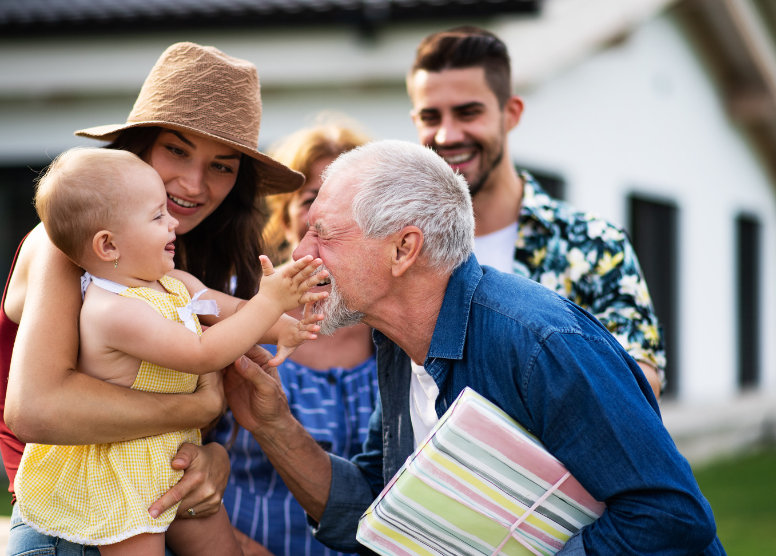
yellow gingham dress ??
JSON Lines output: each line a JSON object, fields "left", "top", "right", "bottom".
{"left": 15, "top": 276, "right": 202, "bottom": 545}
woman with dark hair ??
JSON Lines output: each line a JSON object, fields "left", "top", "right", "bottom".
{"left": 0, "top": 42, "right": 302, "bottom": 555}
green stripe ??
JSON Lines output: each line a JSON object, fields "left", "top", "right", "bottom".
{"left": 431, "top": 430, "right": 592, "bottom": 530}
{"left": 396, "top": 472, "right": 546, "bottom": 554}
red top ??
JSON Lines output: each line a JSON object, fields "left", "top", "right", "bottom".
{"left": 1, "top": 235, "right": 29, "bottom": 494}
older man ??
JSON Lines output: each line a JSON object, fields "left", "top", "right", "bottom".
{"left": 225, "top": 141, "right": 724, "bottom": 555}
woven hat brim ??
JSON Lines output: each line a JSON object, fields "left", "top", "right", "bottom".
{"left": 75, "top": 122, "right": 304, "bottom": 195}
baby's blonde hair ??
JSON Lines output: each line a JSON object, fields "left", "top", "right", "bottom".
{"left": 35, "top": 148, "right": 147, "bottom": 263}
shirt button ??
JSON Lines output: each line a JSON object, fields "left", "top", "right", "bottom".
{"left": 327, "top": 374, "right": 336, "bottom": 385}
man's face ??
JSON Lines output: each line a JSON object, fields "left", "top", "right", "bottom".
{"left": 409, "top": 67, "right": 507, "bottom": 196}
{"left": 292, "top": 176, "right": 389, "bottom": 334}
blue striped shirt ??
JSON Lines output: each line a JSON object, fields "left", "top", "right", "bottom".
{"left": 211, "top": 350, "right": 378, "bottom": 556}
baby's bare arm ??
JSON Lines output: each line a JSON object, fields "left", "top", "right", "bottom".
{"left": 103, "top": 257, "right": 327, "bottom": 375}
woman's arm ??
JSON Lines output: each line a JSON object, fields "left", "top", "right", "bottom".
{"left": 5, "top": 225, "right": 223, "bottom": 445}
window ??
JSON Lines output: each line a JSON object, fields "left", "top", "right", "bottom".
{"left": 518, "top": 164, "right": 566, "bottom": 200}
{"left": 0, "top": 165, "right": 42, "bottom": 286}
{"left": 628, "top": 195, "right": 680, "bottom": 397}
{"left": 736, "top": 214, "right": 761, "bottom": 390}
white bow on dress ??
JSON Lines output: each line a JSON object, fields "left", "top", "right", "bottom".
{"left": 177, "top": 289, "right": 220, "bottom": 333}
{"left": 81, "top": 272, "right": 220, "bottom": 333}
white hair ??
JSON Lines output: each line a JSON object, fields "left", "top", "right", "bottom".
{"left": 322, "top": 140, "right": 475, "bottom": 273}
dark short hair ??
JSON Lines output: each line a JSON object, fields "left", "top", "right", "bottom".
{"left": 411, "top": 26, "right": 512, "bottom": 107}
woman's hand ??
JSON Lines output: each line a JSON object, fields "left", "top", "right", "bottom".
{"left": 232, "top": 527, "right": 276, "bottom": 556}
{"left": 195, "top": 369, "right": 228, "bottom": 424}
{"left": 148, "top": 442, "right": 230, "bottom": 519}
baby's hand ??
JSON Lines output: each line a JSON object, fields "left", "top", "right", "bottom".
{"left": 269, "top": 304, "right": 325, "bottom": 367}
{"left": 258, "top": 255, "right": 328, "bottom": 313}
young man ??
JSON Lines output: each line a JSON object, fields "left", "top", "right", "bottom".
{"left": 406, "top": 27, "right": 665, "bottom": 398}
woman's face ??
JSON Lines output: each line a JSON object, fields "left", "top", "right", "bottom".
{"left": 286, "top": 156, "right": 336, "bottom": 246}
{"left": 148, "top": 129, "right": 242, "bottom": 234}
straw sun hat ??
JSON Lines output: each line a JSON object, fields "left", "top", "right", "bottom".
{"left": 76, "top": 42, "right": 303, "bottom": 194}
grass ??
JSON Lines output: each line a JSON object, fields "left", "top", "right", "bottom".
{"left": 0, "top": 478, "right": 11, "bottom": 517}
{"left": 693, "top": 447, "right": 776, "bottom": 554}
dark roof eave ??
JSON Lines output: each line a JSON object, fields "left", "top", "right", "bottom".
{"left": 0, "top": 1, "right": 542, "bottom": 38}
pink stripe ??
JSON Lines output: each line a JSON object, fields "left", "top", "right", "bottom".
{"left": 407, "top": 466, "right": 554, "bottom": 556}
{"left": 415, "top": 451, "right": 518, "bottom": 525}
{"left": 416, "top": 450, "right": 576, "bottom": 550}
{"left": 451, "top": 405, "right": 605, "bottom": 516}
{"left": 362, "top": 525, "right": 418, "bottom": 556}
{"left": 491, "top": 472, "right": 572, "bottom": 556}
{"left": 515, "top": 521, "right": 565, "bottom": 551}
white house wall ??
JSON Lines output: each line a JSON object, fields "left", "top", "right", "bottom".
{"left": 511, "top": 13, "right": 776, "bottom": 402}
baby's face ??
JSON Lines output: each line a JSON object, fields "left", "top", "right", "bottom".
{"left": 112, "top": 165, "right": 179, "bottom": 281}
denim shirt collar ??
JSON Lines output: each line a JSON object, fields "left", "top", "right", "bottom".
{"left": 426, "top": 254, "right": 482, "bottom": 362}
{"left": 372, "top": 254, "right": 482, "bottom": 368}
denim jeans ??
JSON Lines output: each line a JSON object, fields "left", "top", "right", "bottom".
{"left": 6, "top": 505, "right": 177, "bottom": 556}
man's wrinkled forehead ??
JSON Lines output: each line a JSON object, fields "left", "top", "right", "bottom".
{"left": 307, "top": 175, "right": 358, "bottom": 229}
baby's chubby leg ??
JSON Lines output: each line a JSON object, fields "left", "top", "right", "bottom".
{"left": 166, "top": 505, "right": 243, "bottom": 556}
{"left": 98, "top": 532, "right": 166, "bottom": 556}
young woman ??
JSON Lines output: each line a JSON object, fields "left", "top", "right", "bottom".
{"left": 211, "top": 121, "right": 380, "bottom": 556}
{"left": 1, "top": 42, "right": 303, "bottom": 555}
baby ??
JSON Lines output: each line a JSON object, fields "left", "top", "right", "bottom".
{"left": 14, "top": 148, "right": 328, "bottom": 555}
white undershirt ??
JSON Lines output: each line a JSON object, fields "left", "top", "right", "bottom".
{"left": 473, "top": 222, "right": 519, "bottom": 274}
{"left": 409, "top": 360, "right": 440, "bottom": 448}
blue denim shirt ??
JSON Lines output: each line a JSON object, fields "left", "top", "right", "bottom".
{"left": 312, "top": 255, "right": 725, "bottom": 556}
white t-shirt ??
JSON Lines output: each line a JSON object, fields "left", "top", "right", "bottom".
{"left": 409, "top": 360, "right": 440, "bottom": 448}
{"left": 473, "top": 222, "right": 519, "bottom": 274}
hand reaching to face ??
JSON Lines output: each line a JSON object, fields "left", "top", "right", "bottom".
{"left": 257, "top": 255, "right": 328, "bottom": 314}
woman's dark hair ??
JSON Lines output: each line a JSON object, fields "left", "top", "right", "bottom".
{"left": 105, "top": 126, "right": 268, "bottom": 298}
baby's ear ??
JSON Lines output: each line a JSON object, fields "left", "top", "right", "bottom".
{"left": 92, "top": 230, "right": 118, "bottom": 263}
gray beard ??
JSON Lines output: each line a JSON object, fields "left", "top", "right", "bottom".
{"left": 312, "top": 268, "right": 364, "bottom": 336}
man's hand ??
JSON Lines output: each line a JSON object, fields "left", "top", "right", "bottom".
{"left": 232, "top": 527, "right": 276, "bottom": 556}
{"left": 223, "top": 353, "right": 332, "bottom": 521}
{"left": 224, "top": 354, "right": 292, "bottom": 436}
{"left": 148, "top": 442, "right": 230, "bottom": 519}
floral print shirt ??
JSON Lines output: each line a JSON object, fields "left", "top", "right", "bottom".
{"left": 513, "top": 172, "right": 666, "bottom": 385}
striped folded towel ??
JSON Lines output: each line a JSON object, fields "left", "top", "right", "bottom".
{"left": 357, "top": 387, "right": 605, "bottom": 556}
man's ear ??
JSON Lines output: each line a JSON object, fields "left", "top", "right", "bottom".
{"left": 92, "top": 230, "right": 119, "bottom": 263}
{"left": 504, "top": 95, "right": 524, "bottom": 132}
{"left": 391, "top": 226, "right": 424, "bottom": 277}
